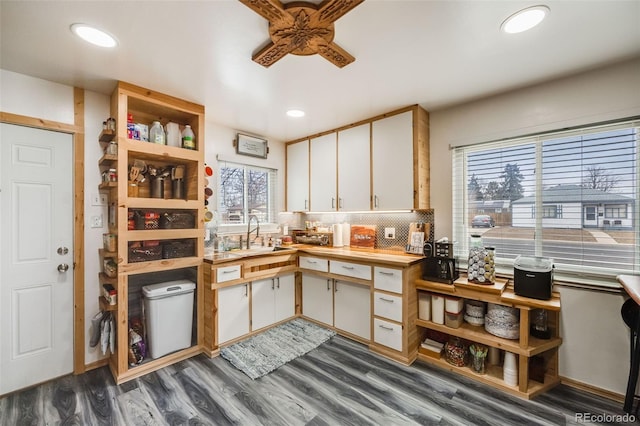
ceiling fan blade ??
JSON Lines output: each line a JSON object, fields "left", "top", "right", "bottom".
{"left": 252, "top": 40, "right": 295, "bottom": 67}
{"left": 317, "top": 41, "right": 355, "bottom": 68}
{"left": 238, "top": 0, "right": 290, "bottom": 23}
{"left": 316, "top": 0, "right": 364, "bottom": 23}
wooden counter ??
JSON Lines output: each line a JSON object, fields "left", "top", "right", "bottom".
{"left": 618, "top": 274, "right": 640, "bottom": 304}
{"left": 204, "top": 245, "right": 424, "bottom": 267}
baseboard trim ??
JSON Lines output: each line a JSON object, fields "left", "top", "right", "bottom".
{"left": 560, "top": 376, "right": 624, "bottom": 403}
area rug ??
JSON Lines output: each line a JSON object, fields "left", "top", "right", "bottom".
{"left": 220, "top": 318, "right": 336, "bottom": 380}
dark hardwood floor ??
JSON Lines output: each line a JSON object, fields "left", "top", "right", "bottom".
{"left": 0, "top": 336, "right": 633, "bottom": 425}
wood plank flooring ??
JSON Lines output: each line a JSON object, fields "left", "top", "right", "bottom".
{"left": 0, "top": 336, "right": 632, "bottom": 425}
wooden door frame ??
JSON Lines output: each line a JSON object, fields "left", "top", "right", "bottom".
{"left": 0, "top": 87, "right": 86, "bottom": 374}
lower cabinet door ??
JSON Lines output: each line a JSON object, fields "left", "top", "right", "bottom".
{"left": 218, "top": 284, "right": 250, "bottom": 344}
{"left": 302, "top": 274, "right": 333, "bottom": 326}
{"left": 373, "top": 318, "right": 402, "bottom": 351}
{"left": 251, "top": 278, "right": 275, "bottom": 331}
{"left": 334, "top": 280, "right": 371, "bottom": 341}
{"left": 274, "top": 273, "right": 295, "bottom": 323}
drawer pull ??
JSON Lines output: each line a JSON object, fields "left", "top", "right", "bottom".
{"left": 222, "top": 270, "right": 236, "bottom": 274}
{"left": 378, "top": 271, "right": 394, "bottom": 276}
{"left": 305, "top": 260, "right": 318, "bottom": 264}
{"left": 378, "top": 324, "right": 394, "bottom": 331}
{"left": 341, "top": 265, "right": 355, "bottom": 270}
{"left": 379, "top": 297, "right": 394, "bottom": 303}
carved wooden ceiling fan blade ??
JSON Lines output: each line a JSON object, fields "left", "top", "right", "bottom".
{"left": 317, "top": 41, "right": 355, "bottom": 68}
{"left": 317, "top": 0, "right": 365, "bottom": 23}
{"left": 240, "top": 0, "right": 363, "bottom": 68}
{"left": 252, "top": 40, "right": 296, "bottom": 68}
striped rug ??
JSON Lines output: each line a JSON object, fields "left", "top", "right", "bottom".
{"left": 220, "top": 318, "right": 336, "bottom": 379}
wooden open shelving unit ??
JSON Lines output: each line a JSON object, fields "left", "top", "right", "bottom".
{"left": 414, "top": 277, "right": 562, "bottom": 399}
{"left": 97, "top": 81, "right": 205, "bottom": 384}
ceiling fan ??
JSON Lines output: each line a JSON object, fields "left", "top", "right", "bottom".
{"left": 240, "top": 0, "right": 364, "bottom": 68}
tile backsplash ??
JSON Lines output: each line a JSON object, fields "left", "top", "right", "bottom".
{"left": 278, "top": 210, "right": 434, "bottom": 251}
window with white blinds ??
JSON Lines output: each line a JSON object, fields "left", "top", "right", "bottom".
{"left": 452, "top": 119, "right": 639, "bottom": 287}
{"left": 218, "top": 162, "right": 277, "bottom": 225}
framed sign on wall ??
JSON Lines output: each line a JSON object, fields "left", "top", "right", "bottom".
{"left": 236, "top": 133, "right": 268, "bottom": 159}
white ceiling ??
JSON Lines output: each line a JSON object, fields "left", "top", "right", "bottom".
{"left": 1, "top": 1, "right": 639, "bottom": 142}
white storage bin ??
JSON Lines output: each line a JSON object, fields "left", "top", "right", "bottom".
{"left": 418, "top": 292, "right": 431, "bottom": 321}
{"left": 445, "top": 296, "right": 463, "bottom": 314}
{"left": 143, "top": 280, "right": 195, "bottom": 359}
{"left": 432, "top": 294, "right": 445, "bottom": 324}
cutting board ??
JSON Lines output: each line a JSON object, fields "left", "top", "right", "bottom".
{"left": 350, "top": 225, "right": 377, "bottom": 248}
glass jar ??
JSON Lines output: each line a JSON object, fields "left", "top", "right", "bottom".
{"left": 444, "top": 337, "right": 467, "bottom": 367}
{"left": 107, "top": 141, "right": 118, "bottom": 156}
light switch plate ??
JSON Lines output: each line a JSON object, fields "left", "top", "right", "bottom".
{"left": 91, "top": 192, "right": 108, "bottom": 206}
{"left": 384, "top": 227, "right": 396, "bottom": 239}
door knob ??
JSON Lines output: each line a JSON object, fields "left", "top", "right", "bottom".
{"left": 57, "top": 247, "right": 69, "bottom": 255}
{"left": 58, "top": 263, "right": 69, "bottom": 272}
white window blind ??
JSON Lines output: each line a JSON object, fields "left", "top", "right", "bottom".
{"left": 452, "top": 119, "right": 639, "bottom": 287}
{"left": 218, "top": 162, "right": 277, "bottom": 225}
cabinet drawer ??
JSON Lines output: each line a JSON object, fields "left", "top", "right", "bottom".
{"left": 373, "top": 266, "right": 403, "bottom": 293}
{"left": 373, "top": 318, "right": 403, "bottom": 352}
{"left": 299, "top": 256, "right": 328, "bottom": 273}
{"left": 216, "top": 264, "right": 241, "bottom": 283}
{"left": 330, "top": 260, "right": 371, "bottom": 280}
{"left": 374, "top": 291, "right": 402, "bottom": 322}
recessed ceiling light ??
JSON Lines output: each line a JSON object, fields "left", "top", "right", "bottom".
{"left": 286, "top": 109, "right": 305, "bottom": 118}
{"left": 501, "top": 5, "right": 549, "bottom": 34}
{"left": 70, "top": 23, "right": 118, "bottom": 48}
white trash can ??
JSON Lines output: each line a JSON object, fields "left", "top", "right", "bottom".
{"left": 143, "top": 279, "right": 195, "bottom": 359}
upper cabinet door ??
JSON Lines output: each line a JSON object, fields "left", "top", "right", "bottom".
{"left": 310, "top": 133, "right": 337, "bottom": 211}
{"left": 338, "top": 124, "right": 371, "bottom": 211}
{"left": 286, "top": 140, "right": 309, "bottom": 211}
{"left": 371, "top": 111, "right": 414, "bottom": 210}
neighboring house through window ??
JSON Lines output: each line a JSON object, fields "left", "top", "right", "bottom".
{"left": 452, "top": 119, "right": 639, "bottom": 285}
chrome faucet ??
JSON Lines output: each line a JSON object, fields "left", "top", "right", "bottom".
{"left": 246, "top": 214, "right": 260, "bottom": 249}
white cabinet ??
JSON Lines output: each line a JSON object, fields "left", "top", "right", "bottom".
{"left": 218, "top": 284, "right": 250, "bottom": 344}
{"left": 334, "top": 280, "right": 371, "bottom": 340}
{"left": 299, "top": 256, "right": 329, "bottom": 273}
{"left": 275, "top": 274, "right": 295, "bottom": 323}
{"left": 310, "top": 133, "right": 337, "bottom": 211}
{"left": 286, "top": 140, "right": 309, "bottom": 211}
{"left": 251, "top": 278, "right": 275, "bottom": 331}
{"left": 329, "top": 260, "right": 372, "bottom": 280}
{"left": 337, "top": 124, "right": 370, "bottom": 211}
{"left": 374, "top": 266, "right": 403, "bottom": 293}
{"left": 302, "top": 273, "right": 333, "bottom": 326}
{"left": 373, "top": 318, "right": 403, "bottom": 352}
{"left": 373, "top": 291, "right": 402, "bottom": 323}
{"left": 371, "top": 111, "right": 414, "bottom": 210}
{"left": 251, "top": 274, "right": 295, "bottom": 331}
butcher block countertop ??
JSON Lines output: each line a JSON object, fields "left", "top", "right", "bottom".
{"left": 618, "top": 274, "right": 640, "bottom": 305}
{"left": 204, "top": 244, "right": 425, "bottom": 267}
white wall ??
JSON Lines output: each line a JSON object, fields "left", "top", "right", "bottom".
{"left": 204, "top": 120, "right": 285, "bottom": 234}
{"left": 429, "top": 57, "right": 640, "bottom": 394}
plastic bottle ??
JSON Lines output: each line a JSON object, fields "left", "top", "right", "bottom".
{"left": 182, "top": 125, "right": 195, "bottom": 150}
{"left": 149, "top": 121, "right": 165, "bottom": 144}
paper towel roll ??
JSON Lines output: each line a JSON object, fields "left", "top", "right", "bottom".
{"left": 342, "top": 223, "right": 350, "bottom": 246}
{"left": 333, "top": 223, "right": 343, "bottom": 247}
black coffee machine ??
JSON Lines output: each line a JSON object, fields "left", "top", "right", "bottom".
{"left": 422, "top": 240, "right": 459, "bottom": 284}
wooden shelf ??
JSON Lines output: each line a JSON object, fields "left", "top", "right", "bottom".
{"left": 99, "top": 181, "right": 118, "bottom": 189}
{"left": 415, "top": 274, "right": 562, "bottom": 398}
{"left": 99, "top": 129, "right": 116, "bottom": 143}
{"left": 415, "top": 318, "right": 562, "bottom": 356}
{"left": 98, "top": 153, "right": 118, "bottom": 166}
{"left": 99, "top": 81, "right": 205, "bottom": 384}
{"left": 415, "top": 351, "right": 560, "bottom": 399}
{"left": 99, "top": 296, "right": 117, "bottom": 312}
{"left": 98, "top": 272, "right": 117, "bottom": 285}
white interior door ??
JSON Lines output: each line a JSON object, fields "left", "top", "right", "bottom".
{"left": 0, "top": 123, "right": 74, "bottom": 395}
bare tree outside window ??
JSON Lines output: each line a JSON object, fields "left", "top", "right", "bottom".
{"left": 582, "top": 166, "right": 620, "bottom": 192}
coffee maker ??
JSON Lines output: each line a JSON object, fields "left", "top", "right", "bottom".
{"left": 422, "top": 240, "right": 459, "bottom": 284}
